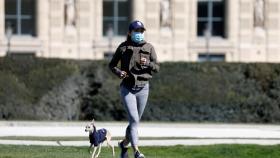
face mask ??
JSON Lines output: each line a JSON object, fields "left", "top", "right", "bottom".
{"left": 131, "top": 32, "right": 144, "bottom": 43}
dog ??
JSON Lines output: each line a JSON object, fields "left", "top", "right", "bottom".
{"left": 85, "top": 119, "right": 115, "bottom": 158}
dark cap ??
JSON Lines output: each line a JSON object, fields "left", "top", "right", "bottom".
{"left": 129, "top": 20, "right": 146, "bottom": 31}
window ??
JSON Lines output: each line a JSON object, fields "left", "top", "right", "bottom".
{"left": 5, "top": 0, "right": 36, "bottom": 36}
{"left": 103, "top": 0, "right": 131, "bottom": 36}
{"left": 197, "top": 0, "right": 225, "bottom": 37}
{"left": 198, "top": 54, "right": 225, "bottom": 62}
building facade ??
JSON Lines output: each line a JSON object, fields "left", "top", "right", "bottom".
{"left": 0, "top": 0, "right": 280, "bottom": 62}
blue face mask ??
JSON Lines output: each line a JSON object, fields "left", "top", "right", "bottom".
{"left": 131, "top": 32, "right": 144, "bottom": 43}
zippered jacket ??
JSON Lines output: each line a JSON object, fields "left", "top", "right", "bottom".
{"left": 109, "top": 40, "right": 159, "bottom": 87}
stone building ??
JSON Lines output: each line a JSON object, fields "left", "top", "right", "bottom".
{"left": 0, "top": 0, "right": 279, "bottom": 62}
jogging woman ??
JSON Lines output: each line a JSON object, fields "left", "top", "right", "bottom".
{"left": 109, "top": 20, "right": 159, "bottom": 158}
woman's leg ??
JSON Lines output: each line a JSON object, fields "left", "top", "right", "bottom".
{"left": 120, "top": 85, "right": 140, "bottom": 147}
{"left": 120, "top": 125, "right": 130, "bottom": 146}
{"left": 133, "top": 84, "right": 149, "bottom": 153}
{"left": 136, "top": 84, "right": 149, "bottom": 119}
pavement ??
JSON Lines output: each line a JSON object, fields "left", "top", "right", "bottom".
{"left": 1, "top": 121, "right": 280, "bottom": 146}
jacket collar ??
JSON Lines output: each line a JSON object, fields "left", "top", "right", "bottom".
{"left": 127, "top": 39, "right": 146, "bottom": 47}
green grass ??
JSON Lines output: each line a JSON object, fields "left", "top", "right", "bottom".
{"left": 1, "top": 144, "right": 280, "bottom": 158}
{"left": 0, "top": 136, "right": 207, "bottom": 141}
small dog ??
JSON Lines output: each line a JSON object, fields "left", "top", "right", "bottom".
{"left": 85, "top": 119, "right": 115, "bottom": 158}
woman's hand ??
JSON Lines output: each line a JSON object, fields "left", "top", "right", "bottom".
{"left": 140, "top": 57, "right": 147, "bottom": 65}
{"left": 120, "top": 71, "right": 128, "bottom": 79}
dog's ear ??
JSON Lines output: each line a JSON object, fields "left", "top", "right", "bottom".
{"left": 91, "top": 118, "right": 95, "bottom": 124}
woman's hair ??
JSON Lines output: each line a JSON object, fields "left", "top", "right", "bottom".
{"left": 126, "top": 31, "right": 132, "bottom": 42}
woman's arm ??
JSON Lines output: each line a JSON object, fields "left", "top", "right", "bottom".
{"left": 148, "top": 46, "right": 160, "bottom": 73}
{"left": 109, "top": 47, "right": 122, "bottom": 77}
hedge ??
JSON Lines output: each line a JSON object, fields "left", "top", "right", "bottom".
{"left": 1, "top": 57, "right": 280, "bottom": 123}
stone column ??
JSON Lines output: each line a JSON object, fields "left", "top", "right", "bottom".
{"left": 227, "top": 0, "right": 238, "bottom": 42}
{"left": 226, "top": 0, "right": 239, "bottom": 62}
{"left": 266, "top": 0, "right": 280, "bottom": 62}
{"left": 172, "top": 0, "right": 188, "bottom": 61}
{"left": 188, "top": 0, "right": 198, "bottom": 62}
{"left": 238, "top": 0, "right": 255, "bottom": 62}
{"left": 37, "top": 0, "right": 49, "bottom": 39}
{"left": 0, "top": 0, "right": 4, "bottom": 39}
{"left": 144, "top": 0, "right": 160, "bottom": 59}
{"left": 93, "top": 0, "right": 103, "bottom": 59}
{"left": 37, "top": 0, "right": 49, "bottom": 57}
{"left": 0, "top": 0, "right": 5, "bottom": 56}
{"left": 132, "top": 0, "right": 145, "bottom": 22}
{"left": 76, "top": 0, "right": 94, "bottom": 59}
{"left": 189, "top": 0, "right": 197, "bottom": 42}
{"left": 95, "top": 0, "right": 102, "bottom": 40}
{"left": 49, "top": 0, "right": 64, "bottom": 58}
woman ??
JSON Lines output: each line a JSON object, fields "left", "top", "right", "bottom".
{"left": 109, "top": 20, "right": 159, "bottom": 158}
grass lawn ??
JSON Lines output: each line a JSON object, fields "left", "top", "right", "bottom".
{"left": 0, "top": 144, "right": 280, "bottom": 158}
{"left": 0, "top": 136, "right": 194, "bottom": 141}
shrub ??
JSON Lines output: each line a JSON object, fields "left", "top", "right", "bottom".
{"left": 2, "top": 57, "right": 280, "bottom": 123}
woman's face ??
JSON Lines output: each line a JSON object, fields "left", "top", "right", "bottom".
{"left": 128, "top": 28, "right": 145, "bottom": 35}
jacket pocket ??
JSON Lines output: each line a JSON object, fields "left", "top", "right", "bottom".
{"left": 139, "top": 48, "right": 150, "bottom": 64}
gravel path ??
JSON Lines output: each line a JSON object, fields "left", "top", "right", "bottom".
{"left": 1, "top": 121, "right": 280, "bottom": 146}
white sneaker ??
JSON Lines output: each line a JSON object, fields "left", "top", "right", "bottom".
{"left": 134, "top": 151, "right": 145, "bottom": 158}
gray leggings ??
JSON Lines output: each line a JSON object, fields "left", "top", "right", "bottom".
{"left": 120, "top": 83, "right": 149, "bottom": 147}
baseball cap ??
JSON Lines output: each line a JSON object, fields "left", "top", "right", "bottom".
{"left": 128, "top": 20, "right": 146, "bottom": 31}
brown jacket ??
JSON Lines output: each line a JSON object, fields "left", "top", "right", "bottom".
{"left": 109, "top": 40, "right": 159, "bottom": 87}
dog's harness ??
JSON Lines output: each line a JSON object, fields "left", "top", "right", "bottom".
{"left": 89, "top": 128, "right": 107, "bottom": 146}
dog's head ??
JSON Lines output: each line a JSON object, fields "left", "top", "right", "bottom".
{"left": 85, "top": 119, "right": 96, "bottom": 133}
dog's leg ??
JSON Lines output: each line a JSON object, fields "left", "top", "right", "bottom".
{"left": 89, "top": 144, "right": 93, "bottom": 154}
{"left": 106, "top": 131, "right": 115, "bottom": 157}
{"left": 108, "top": 141, "right": 115, "bottom": 157}
{"left": 91, "top": 146, "right": 97, "bottom": 158}
{"left": 95, "top": 144, "right": 102, "bottom": 158}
